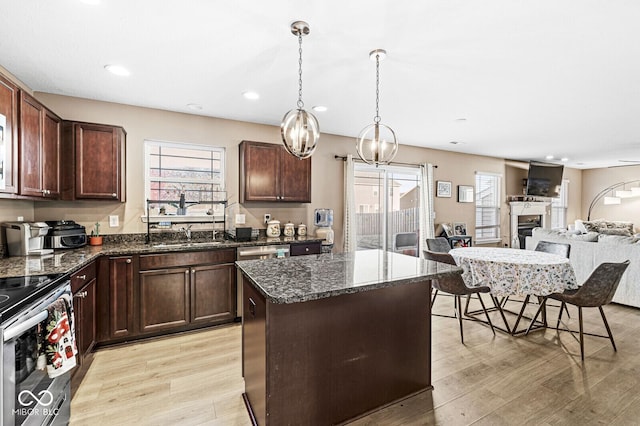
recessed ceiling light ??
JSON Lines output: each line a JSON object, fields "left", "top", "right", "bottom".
{"left": 187, "top": 103, "right": 203, "bottom": 111}
{"left": 454, "top": 118, "right": 467, "bottom": 122}
{"left": 312, "top": 106, "right": 327, "bottom": 112}
{"left": 449, "top": 141, "right": 464, "bottom": 145}
{"left": 80, "top": 0, "right": 100, "bottom": 4}
{"left": 104, "top": 64, "right": 130, "bottom": 76}
{"left": 545, "top": 155, "right": 554, "bottom": 160}
{"left": 242, "top": 91, "right": 259, "bottom": 100}
{"left": 560, "top": 157, "right": 568, "bottom": 162}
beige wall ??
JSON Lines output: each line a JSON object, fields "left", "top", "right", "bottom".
{"left": 2, "top": 90, "right": 592, "bottom": 251}
{"left": 582, "top": 165, "right": 640, "bottom": 229}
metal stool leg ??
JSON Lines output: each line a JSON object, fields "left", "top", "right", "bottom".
{"left": 455, "top": 296, "right": 464, "bottom": 344}
{"left": 578, "top": 307, "right": 585, "bottom": 361}
{"left": 598, "top": 306, "right": 617, "bottom": 352}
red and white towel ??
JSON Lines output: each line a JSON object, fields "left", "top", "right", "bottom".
{"left": 42, "top": 295, "right": 77, "bottom": 378}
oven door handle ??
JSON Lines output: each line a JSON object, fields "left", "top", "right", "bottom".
{"left": 3, "top": 282, "right": 71, "bottom": 342}
{"left": 4, "top": 310, "right": 49, "bottom": 342}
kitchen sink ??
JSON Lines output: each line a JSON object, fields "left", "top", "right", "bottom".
{"left": 152, "top": 241, "right": 223, "bottom": 248}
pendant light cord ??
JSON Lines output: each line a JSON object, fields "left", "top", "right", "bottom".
{"left": 374, "top": 52, "right": 381, "bottom": 123}
{"left": 297, "top": 33, "right": 304, "bottom": 109}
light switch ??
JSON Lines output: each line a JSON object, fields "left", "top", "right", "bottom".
{"left": 235, "top": 214, "right": 246, "bottom": 225}
{"left": 109, "top": 215, "right": 119, "bottom": 227}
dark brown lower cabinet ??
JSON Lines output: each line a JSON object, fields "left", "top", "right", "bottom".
{"left": 96, "top": 249, "right": 237, "bottom": 345}
{"left": 190, "top": 263, "right": 235, "bottom": 324}
{"left": 108, "top": 255, "right": 135, "bottom": 339}
{"left": 241, "top": 275, "right": 432, "bottom": 425}
{"left": 139, "top": 267, "right": 190, "bottom": 333}
{"left": 70, "top": 261, "right": 97, "bottom": 396}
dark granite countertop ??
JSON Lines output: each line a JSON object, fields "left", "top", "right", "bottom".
{"left": 0, "top": 236, "right": 324, "bottom": 278}
{"left": 236, "top": 249, "right": 462, "bottom": 304}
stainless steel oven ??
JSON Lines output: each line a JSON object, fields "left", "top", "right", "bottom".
{"left": 1, "top": 281, "right": 73, "bottom": 426}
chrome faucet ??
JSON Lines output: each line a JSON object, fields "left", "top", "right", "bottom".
{"left": 181, "top": 225, "right": 193, "bottom": 241}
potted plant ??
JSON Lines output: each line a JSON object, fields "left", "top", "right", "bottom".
{"left": 88, "top": 222, "right": 103, "bottom": 246}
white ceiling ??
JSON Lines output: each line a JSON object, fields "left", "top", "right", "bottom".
{"left": 2, "top": 0, "right": 640, "bottom": 169}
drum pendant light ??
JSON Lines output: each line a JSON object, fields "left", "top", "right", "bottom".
{"left": 281, "top": 21, "right": 319, "bottom": 159}
{"left": 356, "top": 49, "right": 398, "bottom": 166}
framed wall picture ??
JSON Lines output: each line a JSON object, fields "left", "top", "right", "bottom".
{"left": 436, "top": 181, "right": 452, "bottom": 198}
{"left": 457, "top": 185, "right": 474, "bottom": 203}
{"left": 438, "top": 223, "right": 453, "bottom": 237}
{"left": 453, "top": 222, "right": 468, "bottom": 236}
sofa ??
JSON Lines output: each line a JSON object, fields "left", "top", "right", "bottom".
{"left": 526, "top": 220, "right": 640, "bottom": 308}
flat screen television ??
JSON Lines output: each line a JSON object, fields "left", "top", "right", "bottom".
{"left": 525, "top": 161, "right": 564, "bottom": 198}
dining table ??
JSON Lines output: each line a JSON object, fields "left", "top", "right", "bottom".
{"left": 449, "top": 246, "right": 578, "bottom": 334}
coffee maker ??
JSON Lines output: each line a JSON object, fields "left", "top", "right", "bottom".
{"left": 2, "top": 222, "right": 54, "bottom": 256}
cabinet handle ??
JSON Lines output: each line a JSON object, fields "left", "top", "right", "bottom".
{"left": 305, "top": 247, "right": 309, "bottom": 252}
{"left": 75, "top": 274, "right": 87, "bottom": 280}
{"left": 126, "top": 258, "right": 132, "bottom": 264}
{"left": 248, "top": 297, "right": 256, "bottom": 317}
{"left": 112, "top": 193, "right": 117, "bottom": 198}
{"left": 185, "top": 270, "right": 189, "bottom": 275}
{"left": 75, "top": 291, "right": 88, "bottom": 299}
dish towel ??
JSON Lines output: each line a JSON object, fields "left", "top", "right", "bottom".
{"left": 43, "top": 295, "right": 77, "bottom": 378}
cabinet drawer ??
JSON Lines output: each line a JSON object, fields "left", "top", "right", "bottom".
{"left": 290, "top": 242, "right": 322, "bottom": 256}
{"left": 71, "top": 261, "right": 97, "bottom": 293}
{"left": 140, "top": 249, "right": 235, "bottom": 270}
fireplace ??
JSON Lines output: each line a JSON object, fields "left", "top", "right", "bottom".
{"left": 509, "top": 202, "right": 550, "bottom": 249}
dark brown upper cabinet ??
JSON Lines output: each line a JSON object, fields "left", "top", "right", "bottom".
{"left": 18, "top": 92, "right": 61, "bottom": 198}
{"left": 0, "top": 72, "right": 19, "bottom": 194}
{"left": 61, "top": 121, "right": 126, "bottom": 201}
{"left": 239, "top": 140, "right": 311, "bottom": 203}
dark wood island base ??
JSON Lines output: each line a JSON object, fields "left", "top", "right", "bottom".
{"left": 241, "top": 276, "right": 433, "bottom": 425}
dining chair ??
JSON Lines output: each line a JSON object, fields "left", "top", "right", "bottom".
{"left": 506, "top": 240, "right": 571, "bottom": 330}
{"left": 535, "top": 240, "right": 571, "bottom": 258}
{"left": 393, "top": 232, "right": 419, "bottom": 256}
{"left": 525, "top": 260, "right": 630, "bottom": 360}
{"left": 426, "top": 237, "right": 451, "bottom": 253}
{"left": 424, "top": 249, "right": 495, "bottom": 343}
{"left": 425, "top": 237, "right": 452, "bottom": 305}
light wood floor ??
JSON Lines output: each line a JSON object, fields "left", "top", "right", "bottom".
{"left": 70, "top": 296, "right": 640, "bottom": 425}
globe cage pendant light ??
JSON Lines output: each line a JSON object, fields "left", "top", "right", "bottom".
{"left": 280, "top": 21, "right": 319, "bottom": 159}
{"left": 356, "top": 49, "right": 398, "bottom": 166}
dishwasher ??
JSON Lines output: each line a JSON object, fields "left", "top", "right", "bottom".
{"left": 236, "top": 244, "right": 290, "bottom": 318}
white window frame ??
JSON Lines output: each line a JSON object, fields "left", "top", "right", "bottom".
{"left": 551, "top": 179, "right": 569, "bottom": 230}
{"left": 475, "top": 171, "right": 502, "bottom": 244}
{"left": 143, "top": 140, "right": 225, "bottom": 219}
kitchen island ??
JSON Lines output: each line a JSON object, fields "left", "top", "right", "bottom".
{"left": 236, "top": 249, "right": 461, "bottom": 425}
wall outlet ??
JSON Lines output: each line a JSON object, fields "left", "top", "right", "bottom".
{"left": 264, "top": 213, "right": 271, "bottom": 224}
{"left": 109, "top": 215, "right": 119, "bottom": 227}
{"left": 17, "top": 216, "right": 24, "bottom": 222}
{"left": 235, "top": 214, "right": 246, "bottom": 225}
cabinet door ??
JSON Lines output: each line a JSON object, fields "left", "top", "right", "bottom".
{"left": 18, "top": 92, "right": 44, "bottom": 196}
{"left": 139, "top": 267, "right": 190, "bottom": 333}
{"left": 109, "top": 256, "right": 135, "bottom": 338}
{"left": 0, "top": 73, "right": 18, "bottom": 194}
{"left": 240, "top": 141, "right": 280, "bottom": 202}
{"left": 75, "top": 278, "right": 97, "bottom": 357}
{"left": 42, "top": 108, "right": 61, "bottom": 198}
{"left": 280, "top": 151, "right": 311, "bottom": 202}
{"left": 190, "top": 263, "right": 235, "bottom": 325}
{"left": 74, "top": 123, "right": 125, "bottom": 200}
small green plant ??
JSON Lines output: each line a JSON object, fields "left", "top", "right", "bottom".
{"left": 91, "top": 222, "right": 100, "bottom": 237}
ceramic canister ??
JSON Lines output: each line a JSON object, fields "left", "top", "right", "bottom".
{"left": 283, "top": 221, "right": 295, "bottom": 237}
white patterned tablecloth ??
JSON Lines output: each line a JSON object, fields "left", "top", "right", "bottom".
{"left": 449, "top": 247, "right": 578, "bottom": 297}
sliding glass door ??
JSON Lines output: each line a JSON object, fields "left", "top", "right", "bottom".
{"left": 353, "top": 164, "right": 421, "bottom": 256}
